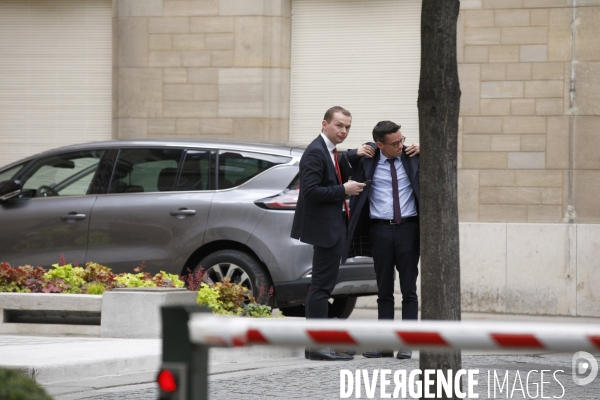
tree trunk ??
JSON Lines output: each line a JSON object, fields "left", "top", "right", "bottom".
{"left": 417, "top": 0, "right": 462, "bottom": 399}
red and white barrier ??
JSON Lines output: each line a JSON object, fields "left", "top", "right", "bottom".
{"left": 188, "top": 314, "right": 600, "bottom": 352}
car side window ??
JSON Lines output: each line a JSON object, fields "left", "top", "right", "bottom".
{"left": 109, "top": 148, "right": 184, "bottom": 193}
{"left": 19, "top": 150, "right": 106, "bottom": 197}
{"left": 217, "top": 150, "right": 292, "bottom": 189}
{"left": 0, "top": 163, "right": 25, "bottom": 182}
{"left": 177, "top": 150, "right": 214, "bottom": 191}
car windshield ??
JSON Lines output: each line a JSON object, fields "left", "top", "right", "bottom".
{"left": 0, "top": 163, "right": 25, "bottom": 181}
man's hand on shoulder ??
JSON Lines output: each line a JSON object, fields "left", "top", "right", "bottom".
{"left": 405, "top": 143, "right": 420, "bottom": 157}
{"left": 344, "top": 180, "right": 366, "bottom": 196}
{"left": 357, "top": 144, "right": 375, "bottom": 158}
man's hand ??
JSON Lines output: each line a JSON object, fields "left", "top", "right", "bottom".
{"left": 357, "top": 144, "right": 375, "bottom": 158}
{"left": 344, "top": 180, "right": 366, "bottom": 196}
{"left": 405, "top": 143, "right": 420, "bottom": 157}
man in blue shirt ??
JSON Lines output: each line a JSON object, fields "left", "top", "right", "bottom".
{"left": 342, "top": 120, "right": 420, "bottom": 359}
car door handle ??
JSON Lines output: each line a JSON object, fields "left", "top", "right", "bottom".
{"left": 60, "top": 213, "right": 87, "bottom": 220}
{"left": 170, "top": 208, "right": 196, "bottom": 216}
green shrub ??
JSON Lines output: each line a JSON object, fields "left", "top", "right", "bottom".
{"left": 243, "top": 302, "right": 275, "bottom": 318}
{"left": 0, "top": 281, "right": 26, "bottom": 293}
{"left": 43, "top": 264, "right": 86, "bottom": 294}
{"left": 86, "top": 282, "right": 105, "bottom": 295}
{"left": 0, "top": 368, "right": 53, "bottom": 400}
{"left": 114, "top": 273, "right": 158, "bottom": 288}
{"left": 196, "top": 283, "right": 234, "bottom": 315}
{"left": 153, "top": 271, "right": 185, "bottom": 288}
{"left": 195, "top": 278, "right": 275, "bottom": 318}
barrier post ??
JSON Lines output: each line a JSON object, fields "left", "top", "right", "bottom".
{"left": 161, "top": 305, "right": 210, "bottom": 400}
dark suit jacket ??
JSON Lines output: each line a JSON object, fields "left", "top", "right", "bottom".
{"left": 341, "top": 142, "right": 420, "bottom": 263}
{"left": 291, "top": 135, "right": 347, "bottom": 248}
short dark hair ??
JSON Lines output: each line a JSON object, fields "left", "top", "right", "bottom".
{"left": 372, "top": 120, "right": 401, "bottom": 143}
{"left": 323, "top": 106, "right": 352, "bottom": 123}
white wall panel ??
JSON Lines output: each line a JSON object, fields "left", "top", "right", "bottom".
{"left": 0, "top": 0, "right": 112, "bottom": 166}
{"left": 290, "top": 0, "right": 422, "bottom": 149}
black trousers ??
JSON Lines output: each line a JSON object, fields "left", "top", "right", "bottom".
{"left": 369, "top": 220, "right": 420, "bottom": 320}
{"left": 305, "top": 222, "right": 347, "bottom": 319}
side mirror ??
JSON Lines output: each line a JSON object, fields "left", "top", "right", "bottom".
{"left": 0, "top": 179, "right": 23, "bottom": 201}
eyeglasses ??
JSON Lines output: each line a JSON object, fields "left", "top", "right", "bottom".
{"left": 383, "top": 137, "right": 406, "bottom": 148}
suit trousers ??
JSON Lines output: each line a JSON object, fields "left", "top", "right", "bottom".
{"left": 369, "top": 220, "right": 420, "bottom": 320}
{"left": 305, "top": 220, "right": 347, "bottom": 319}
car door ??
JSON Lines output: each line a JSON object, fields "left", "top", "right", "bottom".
{"left": 0, "top": 149, "right": 107, "bottom": 267}
{"left": 85, "top": 148, "right": 215, "bottom": 275}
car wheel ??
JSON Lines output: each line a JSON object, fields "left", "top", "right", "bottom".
{"left": 279, "top": 297, "right": 357, "bottom": 319}
{"left": 196, "top": 250, "right": 274, "bottom": 305}
{"left": 328, "top": 296, "right": 357, "bottom": 319}
{"left": 278, "top": 304, "right": 306, "bottom": 317}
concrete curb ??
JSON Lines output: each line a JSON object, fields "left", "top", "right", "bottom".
{"left": 209, "top": 345, "right": 304, "bottom": 365}
{"left": 20, "top": 354, "right": 161, "bottom": 384}
{"left": 0, "top": 290, "right": 197, "bottom": 338}
{"left": 30, "top": 347, "right": 304, "bottom": 384}
{"left": 0, "top": 337, "right": 303, "bottom": 384}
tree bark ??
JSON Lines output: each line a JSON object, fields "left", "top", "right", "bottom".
{"left": 417, "top": 0, "right": 462, "bottom": 399}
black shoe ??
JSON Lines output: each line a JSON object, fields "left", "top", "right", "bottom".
{"left": 337, "top": 348, "right": 357, "bottom": 356}
{"left": 362, "top": 349, "right": 394, "bottom": 358}
{"left": 306, "top": 347, "right": 355, "bottom": 358}
{"left": 396, "top": 350, "right": 412, "bottom": 359}
{"left": 308, "top": 348, "right": 354, "bottom": 361}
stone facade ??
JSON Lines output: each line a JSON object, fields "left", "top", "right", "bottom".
{"left": 457, "top": 0, "right": 600, "bottom": 223}
{"left": 112, "top": 0, "right": 291, "bottom": 143}
{"left": 357, "top": 221, "right": 600, "bottom": 317}
{"left": 110, "top": 0, "right": 600, "bottom": 224}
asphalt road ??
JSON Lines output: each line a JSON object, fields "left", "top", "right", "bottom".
{"left": 83, "top": 352, "right": 600, "bottom": 400}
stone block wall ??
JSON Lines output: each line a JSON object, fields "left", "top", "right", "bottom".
{"left": 457, "top": 0, "right": 600, "bottom": 223}
{"left": 112, "top": 0, "right": 291, "bottom": 143}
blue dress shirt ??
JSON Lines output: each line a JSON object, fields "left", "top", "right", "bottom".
{"left": 369, "top": 152, "right": 417, "bottom": 219}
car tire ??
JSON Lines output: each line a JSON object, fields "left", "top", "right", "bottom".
{"left": 279, "top": 296, "right": 357, "bottom": 319}
{"left": 196, "top": 250, "right": 274, "bottom": 306}
{"left": 327, "top": 296, "right": 357, "bottom": 319}
{"left": 278, "top": 304, "right": 306, "bottom": 317}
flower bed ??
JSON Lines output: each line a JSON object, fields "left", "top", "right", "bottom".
{"left": 0, "top": 261, "right": 183, "bottom": 294}
{"left": 0, "top": 258, "right": 275, "bottom": 318}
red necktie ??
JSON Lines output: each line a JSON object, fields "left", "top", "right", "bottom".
{"left": 333, "top": 148, "right": 350, "bottom": 219}
{"left": 387, "top": 158, "right": 402, "bottom": 224}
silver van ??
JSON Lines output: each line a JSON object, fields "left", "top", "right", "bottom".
{"left": 0, "top": 140, "right": 377, "bottom": 317}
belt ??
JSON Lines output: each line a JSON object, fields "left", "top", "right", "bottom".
{"left": 370, "top": 216, "right": 419, "bottom": 225}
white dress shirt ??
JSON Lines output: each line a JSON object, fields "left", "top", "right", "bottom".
{"left": 320, "top": 132, "right": 337, "bottom": 167}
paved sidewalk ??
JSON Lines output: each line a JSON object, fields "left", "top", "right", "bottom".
{"left": 0, "top": 310, "right": 599, "bottom": 399}
{"left": 0, "top": 336, "right": 161, "bottom": 384}
{"left": 0, "top": 335, "right": 301, "bottom": 399}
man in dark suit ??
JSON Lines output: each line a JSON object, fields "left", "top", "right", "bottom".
{"left": 342, "top": 120, "right": 420, "bottom": 360}
{"left": 291, "top": 106, "right": 367, "bottom": 361}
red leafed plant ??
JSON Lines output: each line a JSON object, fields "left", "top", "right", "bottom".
{"left": 184, "top": 266, "right": 208, "bottom": 291}
{"left": 0, "top": 263, "right": 46, "bottom": 293}
{"left": 81, "top": 262, "right": 116, "bottom": 289}
{"left": 257, "top": 283, "right": 275, "bottom": 305}
{"left": 41, "top": 278, "right": 71, "bottom": 293}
